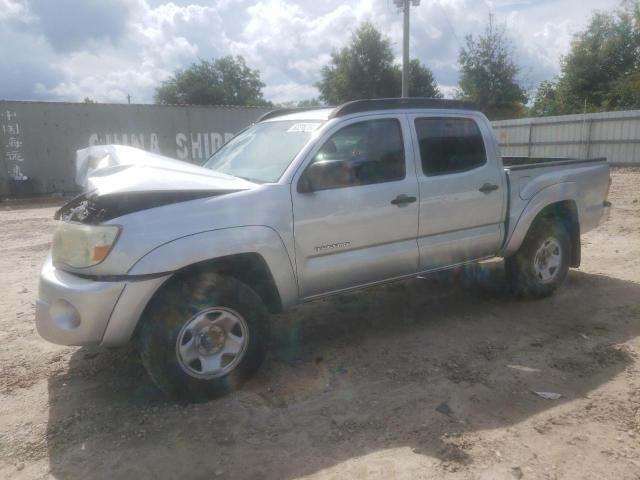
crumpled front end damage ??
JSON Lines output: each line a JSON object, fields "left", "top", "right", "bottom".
{"left": 57, "top": 144, "right": 255, "bottom": 223}
{"left": 39, "top": 144, "right": 257, "bottom": 347}
{"left": 55, "top": 190, "right": 225, "bottom": 224}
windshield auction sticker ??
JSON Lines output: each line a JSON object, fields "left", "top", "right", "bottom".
{"left": 287, "top": 123, "right": 322, "bottom": 133}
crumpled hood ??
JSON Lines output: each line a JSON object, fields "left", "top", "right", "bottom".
{"left": 76, "top": 144, "right": 255, "bottom": 196}
{"left": 55, "top": 145, "right": 257, "bottom": 224}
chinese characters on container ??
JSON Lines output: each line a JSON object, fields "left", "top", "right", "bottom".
{"left": 2, "top": 110, "right": 27, "bottom": 180}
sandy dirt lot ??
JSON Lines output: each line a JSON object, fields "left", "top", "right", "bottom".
{"left": 1, "top": 169, "right": 639, "bottom": 480}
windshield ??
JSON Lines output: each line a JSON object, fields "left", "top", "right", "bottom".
{"left": 203, "top": 120, "right": 324, "bottom": 183}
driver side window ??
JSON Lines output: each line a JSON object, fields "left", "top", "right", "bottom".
{"left": 304, "top": 118, "right": 405, "bottom": 191}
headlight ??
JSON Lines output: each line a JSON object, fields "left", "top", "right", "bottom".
{"left": 52, "top": 222, "right": 120, "bottom": 268}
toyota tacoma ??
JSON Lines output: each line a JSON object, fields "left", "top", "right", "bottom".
{"left": 36, "top": 98, "right": 611, "bottom": 402}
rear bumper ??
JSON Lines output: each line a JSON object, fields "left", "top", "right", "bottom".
{"left": 36, "top": 255, "right": 170, "bottom": 347}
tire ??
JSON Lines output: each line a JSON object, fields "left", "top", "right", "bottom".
{"left": 505, "top": 219, "right": 571, "bottom": 299}
{"left": 137, "top": 272, "right": 270, "bottom": 403}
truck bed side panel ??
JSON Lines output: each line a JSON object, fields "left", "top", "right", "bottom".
{"left": 501, "top": 160, "right": 609, "bottom": 257}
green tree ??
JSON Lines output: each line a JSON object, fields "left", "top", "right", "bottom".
{"left": 316, "top": 22, "right": 441, "bottom": 104}
{"left": 534, "top": 2, "right": 640, "bottom": 115}
{"left": 405, "top": 59, "right": 443, "bottom": 99}
{"left": 560, "top": 4, "right": 639, "bottom": 112}
{"left": 605, "top": 71, "right": 640, "bottom": 109}
{"left": 154, "top": 56, "right": 270, "bottom": 106}
{"left": 529, "top": 80, "right": 562, "bottom": 117}
{"left": 457, "top": 16, "right": 527, "bottom": 120}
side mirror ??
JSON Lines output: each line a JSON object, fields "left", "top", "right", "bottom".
{"left": 298, "top": 159, "right": 354, "bottom": 193}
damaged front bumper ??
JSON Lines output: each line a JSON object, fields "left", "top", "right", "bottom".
{"left": 36, "top": 254, "right": 170, "bottom": 347}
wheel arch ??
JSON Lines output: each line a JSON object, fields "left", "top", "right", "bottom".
{"left": 160, "top": 252, "right": 284, "bottom": 313}
{"left": 530, "top": 200, "right": 580, "bottom": 267}
{"left": 503, "top": 182, "right": 581, "bottom": 267}
{"left": 128, "top": 226, "right": 298, "bottom": 312}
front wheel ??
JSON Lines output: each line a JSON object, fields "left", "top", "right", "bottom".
{"left": 505, "top": 219, "right": 571, "bottom": 299}
{"left": 137, "top": 272, "right": 270, "bottom": 403}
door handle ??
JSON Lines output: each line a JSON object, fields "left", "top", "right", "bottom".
{"left": 391, "top": 194, "right": 417, "bottom": 206}
{"left": 479, "top": 183, "right": 499, "bottom": 194}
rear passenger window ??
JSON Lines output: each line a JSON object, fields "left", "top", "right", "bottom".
{"left": 415, "top": 118, "right": 486, "bottom": 176}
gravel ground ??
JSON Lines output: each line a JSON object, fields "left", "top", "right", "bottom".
{"left": 1, "top": 169, "right": 640, "bottom": 480}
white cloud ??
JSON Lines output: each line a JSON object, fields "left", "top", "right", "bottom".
{"left": 0, "top": 0, "right": 28, "bottom": 20}
{"left": 0, "top": 0, "right": 623, "bottom": 104}
{"left": 264, "top": 81, "right": 319, "bottom": 104}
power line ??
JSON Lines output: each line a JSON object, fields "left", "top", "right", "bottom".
{"left": 433, "top": 1, "right": 462, "bottom": 50}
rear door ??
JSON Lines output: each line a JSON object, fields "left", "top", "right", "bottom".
{"left": 292, "top": 115, "right": 420, "bottom": 299}
{"left": 409, "top": 114, "right": 506, "bottom": 270}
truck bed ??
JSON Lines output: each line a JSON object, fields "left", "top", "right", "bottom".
{"left": 501, "top": 156, "right": 610, "bottom": 257}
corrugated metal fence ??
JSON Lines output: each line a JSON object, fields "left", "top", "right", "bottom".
{"left": 492, "top": 110, "right": 640, "bottom": 165}
{"left": 0, "top": 101, "right": 270, "bottom": 196}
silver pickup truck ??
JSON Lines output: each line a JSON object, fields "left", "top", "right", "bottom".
{"left": 36, "top": 98, "right": 611, "bottom": 402}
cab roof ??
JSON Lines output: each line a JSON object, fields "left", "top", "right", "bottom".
{"left": 259, "top": 98, "right": 479, "bottom": 123}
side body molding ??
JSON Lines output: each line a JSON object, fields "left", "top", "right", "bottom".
{"left": 128, "top": 226, "right": 299, "bottom": 309}
{"left": 501, "top": 182, "right": 579, "bottom": 257}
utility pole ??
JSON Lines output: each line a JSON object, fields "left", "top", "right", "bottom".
{"left": 394, "top": 0, "right": 421, "bottom": 98}
{"left": 127, "top": 94, "right": 131, "bottom": 105}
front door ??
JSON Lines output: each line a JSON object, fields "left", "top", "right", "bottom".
{"left": 292, "top": 115, "right": 420, "bottom": 299}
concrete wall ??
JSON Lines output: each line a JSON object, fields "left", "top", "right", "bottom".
{"left": 0, "top": 101, "right": 270, "bottom": 196}
{"left": 492, "top": 110, "right": 640, "bottom": 165}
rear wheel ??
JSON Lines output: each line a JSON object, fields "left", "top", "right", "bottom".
{"left": 137, "top": 272, "right": 269, "bottom": 403}
{"left": 506, "top": 219, "right": 571, "bottom": 299}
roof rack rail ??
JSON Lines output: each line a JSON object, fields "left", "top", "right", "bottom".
{"left": 256, "top": 106, "right": 333, "bottom": 123}
{"left": 256, "top": 98, "right": 479, "bottom": 123}
{"left": 330, "top": 98, "right": 478, "bottom": 118}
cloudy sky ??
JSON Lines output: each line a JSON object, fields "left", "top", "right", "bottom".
{"left": 0, "top": 0, "right": 619, "bottom": 104}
